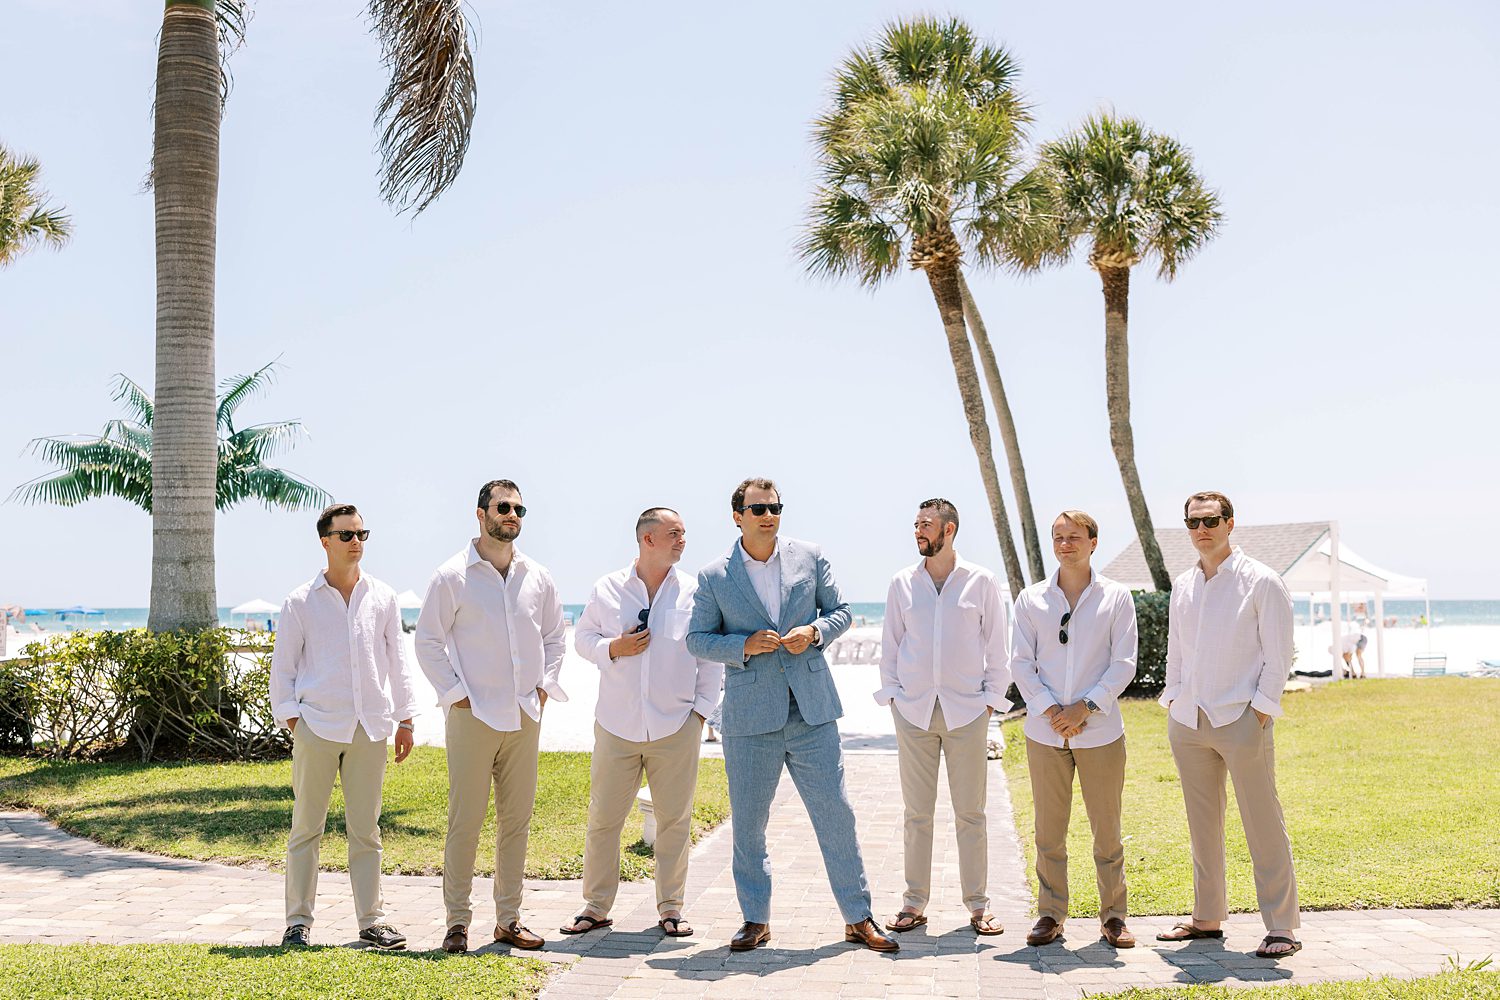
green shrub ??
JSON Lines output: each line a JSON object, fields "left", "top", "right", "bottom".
{"left": 1126, "top": 589, "right": 1169, "bottom": 697}
{"left": 2, "top": 629, "right": 287, "bottom": 762}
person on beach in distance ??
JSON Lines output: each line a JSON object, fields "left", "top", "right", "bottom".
{"left": 876, "top": 498, "right": 1011, "bottom": 937}
{"left": 1011, "top": 510, "right": 1138, "bottom": 949}
{"left": 270, "top": 503, "right": 419, "bottom": 951}
{"left": 415, "top": 479, "right": 567, "bottom": 954}
{"left": 562, "top": 507, "right": 723, "bottom": 938}
{"left": 686, "top": 478, "right": 898, "bottom": 953}
{"left": 1157, "top": 491, "right": 1301, "bottom": 958}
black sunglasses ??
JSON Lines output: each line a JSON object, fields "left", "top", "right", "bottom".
{"left": 631, "top": 607, "right": 650, "bottom": 634}
{"left": 490, "top": 501, "right": 527, "bottom": 518}
{"left": 322, "top": 529, "right": 371, "bottom": 542}
{"left": 1184, "top": 515, "right": 1225, "bottom": 529}
{"left": 1059, "top": 610, "right": 1072, "bottom": 645}
{"left": 737, "top": 503, "right": 784, "bottom": 516}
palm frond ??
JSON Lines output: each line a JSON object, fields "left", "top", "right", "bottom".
{"left": 216, "top": 359, "right": 281, "bottom": 432}
{"left": 109, "top": 374, "right": 155, "bottom": 426}
{"left": 0, "top": 144, "right": 73, "bottom": 267}
{"left": 369, "top": 0, "right": 478, "bottom": 215}
{"left": 9, "top": 434, "right": 153, "bottom": 511}
{"left": 217, "top": 465, "right": 331, "bottom": 512}
{"left": 214, "top": 0, "right": 252, "bottom": 104}
{"left": 220, "top": 420, "right": 309, "bottom": 466}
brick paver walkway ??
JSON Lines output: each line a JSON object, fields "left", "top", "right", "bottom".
{"left": 4, "top": 740, "right": 1499, "bottom": 999}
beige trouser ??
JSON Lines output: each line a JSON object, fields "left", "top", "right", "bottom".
{"left": 443, "top": 706, "right": 541, "bottom": 929}
{"left": 893, "top": 702, "right": 990, "bottom": 912}
{"left": 285, "top": 723, "right": 388, "bottom": 930}
{"left": 1026, "top": 734, "right": 1128, "bottom": 924}
{"left": 1169, "top": 706, "right": 1300, "bottom": 931}
{"left": 582, "top": 715, "right": 702, "bottom": 917}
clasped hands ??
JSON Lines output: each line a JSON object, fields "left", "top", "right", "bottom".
{"left": 745, "top": 626, "right": 817, "bottom": 657}
{"left": 1044, "top": 702, "right": 1091, "bottom": 739}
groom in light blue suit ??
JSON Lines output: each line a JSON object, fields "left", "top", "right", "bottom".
{"left": 687, "top": 477, "right": 898, "bottom": 953}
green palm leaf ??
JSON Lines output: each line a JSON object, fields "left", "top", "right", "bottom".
{"left": 0, "top": 144, "right": 73, "bottom": 268}
{"left": 215, "top": 358, "right": 280, "bottom": 432}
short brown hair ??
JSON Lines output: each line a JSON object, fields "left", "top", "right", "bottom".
{"left": 731, "top": 477, "right": 778, "bottom": 512}
{"left": 1184, "top": 491, "right": 1234, "bottom": 519}
{"left": 316, "top": 503, "right": 358, "bottom": 537}
{"left": 477, "top": 479, "right": 521, "bottom": 511}
{"left": 1055, "top": 509, "right": 1098, "bottom": 539}
{"left": 918, "top": 497, "right": 960, "bottom": 535}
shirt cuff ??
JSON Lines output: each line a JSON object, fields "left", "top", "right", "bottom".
{"left": 1082, "top": 684, "right": 1115, "bottom": 717}
{"left": 1024, "top": 691, "right": 1058, "bottom": 716}
{"left": 394, "top": 703, "right": 421, "bottom": 723}
{"left": 1250, "top": 692, "right": 1283, "bottom": 718}
{"left": 542, "top": 679, "right": 569, "bottom": 703}
{"left": 1158, "top": 685, "right": 1180, "bottom": 709}
{"left": 592, "top": 642, "right": 615, "bottom": 670}
{"left": 872, "top": 685, "right": 898, "bottom": 706}
{"left": 692, "top": 696, "right": 718, "bottom": 719}
{"left": 986, "top": 692, "right": 1014, "bottom": 714}
{"left": 439, "top": 683, "right": 468, "bottom": 709}
{"left": 274, "top": 704, "right": 300, "bottom": 729}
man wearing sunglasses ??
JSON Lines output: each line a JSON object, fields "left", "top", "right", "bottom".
{"left": 270, "top": 503, "right": 420, "bottom": 951}
{"left": 1157, "top": 491, "right": 1300, "bottom": 959}
{"left": 876, "top": 498, "right": 1012, "bottom": 938}
{"left": 686, "top": 478, "right": 897, "bottom": 953}
{"left": 415, "top": 479, "right": 568, "bottom": 954}
{"left": 563, "top": 508, "right": 723, "bottom": 938}
{"left": 1010, "top": 510, "right": 1138, "bottom": 949}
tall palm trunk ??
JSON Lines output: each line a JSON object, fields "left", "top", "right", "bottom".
{"left": 1099, "top": 265, "right": 1171, "bottom": 592}
{"left": 915, "top": 231, "right": 1025, "bottom": 595}
{"left": 958, "top": 271, "right": 1045, "bottom": 584}
{"left": 148, "top": 1, "right": 221, "bottom": 632}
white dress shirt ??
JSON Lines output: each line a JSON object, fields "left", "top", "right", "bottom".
{"left": 874, "top": 555, "right": 1013, "bottom": 731}
{"left": 1011, "top": 569, "right": 1138, "bottom": 748}
{"left": 1160, "top": 547, "right": 1293, "bottom": 729}
{"left": 737, "top": 538, "right": 782, "bottom": 623}
{"left": 574, "top": 563, "right": 724, "bottom": 742}
{"left": 415, "top": 542, "right": 568, "bottom": 733}
{"left": 270, "top": 570, "right": 420, "bottom": 742}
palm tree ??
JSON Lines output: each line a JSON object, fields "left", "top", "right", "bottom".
{"left": 800, "top": 17, "right": 1042, "bottom": 594}
{"left": 1039, "top": 114, "right": 1223, "bottom": 591}
{"left": 0, "top": 144, "right": 72, "bottom": 267}
{"left": 149, "top": 0, "right": 478, "bottom": 631}
{"left": 11, "top": 361, "right": 332, "bottom": 514}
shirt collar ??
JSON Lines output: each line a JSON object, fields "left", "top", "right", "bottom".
{"left": 1196, "top": 545, "right": 1243, "bottom": 580}
{"left": 1046, "top": 566, "right": 1096, "bottom": 596}
{"left": 737, "top": 537, "right": 780, "bottom": 566}
{"left": 311, "top": 568, "right": 363, "bottom": 591}
{"left": 466, "top": 540, "right": 526, "bottom": 576}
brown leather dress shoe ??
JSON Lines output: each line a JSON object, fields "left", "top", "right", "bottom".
{"left": 493, "top": 921, "right": 545, "bottom": 950}
{"left": 442, "top": 925, "right": 468, "bottom": 954}
{"left": 1026, "top": 916, "right": 1063, "bottom": 947}
{"left": 729, "top": 921, "right": 771, "bottom": 951}
{"left": 1102, "top": 917, "right": 1136, "bottom": 948}
{"left": 845, "top": 917, "right": 900, "bottom": 952}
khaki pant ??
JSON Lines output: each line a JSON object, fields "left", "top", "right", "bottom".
{"left": 893, "top": 702, "right": 990, "bottom": 912}
{"left": 1169, "top": 707, "right": 1299, "bottom": 931}
{"left": 285, "top": 723, "right": 388, "bottom": 930}
{"left": 582, "top": 715, "right": 701, "bottom": 917}
{"left": 1025, "top": 735, "right": 1128, "bottom": 924}
{"left": 443, "top": 706, "right": 541, "bottom": 929}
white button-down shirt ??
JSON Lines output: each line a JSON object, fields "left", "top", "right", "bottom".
{"left": 875, "top": 556, "right": 1013, "bottom": 731}
{"left": 1161, "top": 547, "right": 1293, "bottom": 729}
{"left": 737, "top": 539, "right": 782, "bottom": 623}
{"left": 574, "top": 563, "right": 724, "bottom": 742}
{"left": 1011, "top": 569, "right": 1138, "bottom": 748}
{"left": 415, "top": 542, "right": 568, "bottom": 733}
{"left": 269, "top": 570, "right": 420, "bottom": 743}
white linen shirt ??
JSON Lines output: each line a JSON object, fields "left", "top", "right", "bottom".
{"left": 414, "top": 542, "right": 568, "bottom": 733}
{"left": 1010, "top": 569, "right": 1138, "bottom": 748}
{"left": 574, "top": 563, "right": 724, "bottom": 742}
{"left": 269, "top": 570, "right": 420, "bottom": 743}
{"left": 737, "top": 538, "right": 782, "bottom": 623}
{"left": 1160, "top": 547, "right": 1294, "bottom": 729}
{"left": 874, "top": 556, "right": 1013, "bottom": 731}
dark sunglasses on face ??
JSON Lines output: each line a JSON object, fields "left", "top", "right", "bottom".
{"left": 323, "top": 529, "right": 371, "bottom": 542}
{"left": 1059, "top": 610, "right": 1072, "bottom": 645}
{"left": 490, "top": 501, "right": 527, "bottom": 518}
{"left": 1184, "top": 515, "right": 1225, "bottom": 529}
{"left": 737, "top": 503, "right": 784, "bottom": 516}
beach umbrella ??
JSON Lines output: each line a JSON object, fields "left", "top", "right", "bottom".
{"left": 57, "top": 605, "right": 102, "bottom": 615}
{"left": 230, "top": 598, "right": 280, "bottom": 616}
{"left": 395, "top": 589, "right": 423, "bottom": 610}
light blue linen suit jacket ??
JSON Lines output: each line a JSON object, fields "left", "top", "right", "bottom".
{"left": 686, "top": 537, "right": 852, "bottom": 738}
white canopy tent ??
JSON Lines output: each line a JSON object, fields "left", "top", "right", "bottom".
{"left": 1100, "top": 521, "right": 1428, "bottom": 676}
{"left": 230, "top": 598, "right": 280, "bottom": 617}
{"left": 395, "top": 590, "right": 424, "bottom": 610}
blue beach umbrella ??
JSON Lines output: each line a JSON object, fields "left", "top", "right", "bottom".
{"left": 57, "top": 605, "right": 103, "bottom": 616}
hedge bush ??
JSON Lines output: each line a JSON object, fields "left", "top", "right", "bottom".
{"left": 1127, "top": 589, "right": 1170, "bottom": 697}
{"left": 0, "top": 629, "right": 287, "bottom": 762}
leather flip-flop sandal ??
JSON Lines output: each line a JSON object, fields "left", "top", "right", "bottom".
{"left": 883, "top": 912, "right": 927, "bottom": 932}
{"left": 559, "top": 913, "right": 612, "bottom": 935}
{"left": 1156, "top": 922, "right": 1224, "bottom": 941}
{"left": 658, "top": 916, "right": 694, "bottom": 937}
{"left": 1255, "top": 935, "right": 1302, "bottom": 958}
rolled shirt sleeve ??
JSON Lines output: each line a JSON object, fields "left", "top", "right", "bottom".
{"left": 269, "top": 597, "right": 303, "bottom": 727}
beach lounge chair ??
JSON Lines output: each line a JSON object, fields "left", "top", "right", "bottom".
{"left": 1412, "top": 653, "right": 1447, "bottom": 677}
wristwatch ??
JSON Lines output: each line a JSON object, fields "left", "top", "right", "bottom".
{"left": 810, "top": 624, "right": 823, "bottom": 648}
{"left": 398, "top": 721, "right": 415, "bottom": 732}
{"left": 1083, "top": 698, "right": 1101, "bottom": 714}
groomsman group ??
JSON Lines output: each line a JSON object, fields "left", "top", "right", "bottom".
{"left": 268, "top": 480, "right": 1301, "bottom": 960}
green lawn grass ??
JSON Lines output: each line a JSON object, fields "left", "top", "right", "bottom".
{"left": 0, "top": 748, "right": 729, "bottom": 880}
{"left": 1093, "top": 969, "right": 1500, "bottom": 1000}
{"left": 1002, "top": 678, "right": 1500, "bottom": 917}
{"left": 0, "top": 943, "right": 548, "bottom": 1000}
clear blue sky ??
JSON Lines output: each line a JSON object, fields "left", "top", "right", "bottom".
{"left": 4, "top": 0, "right": 1497, "bottom": 605}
